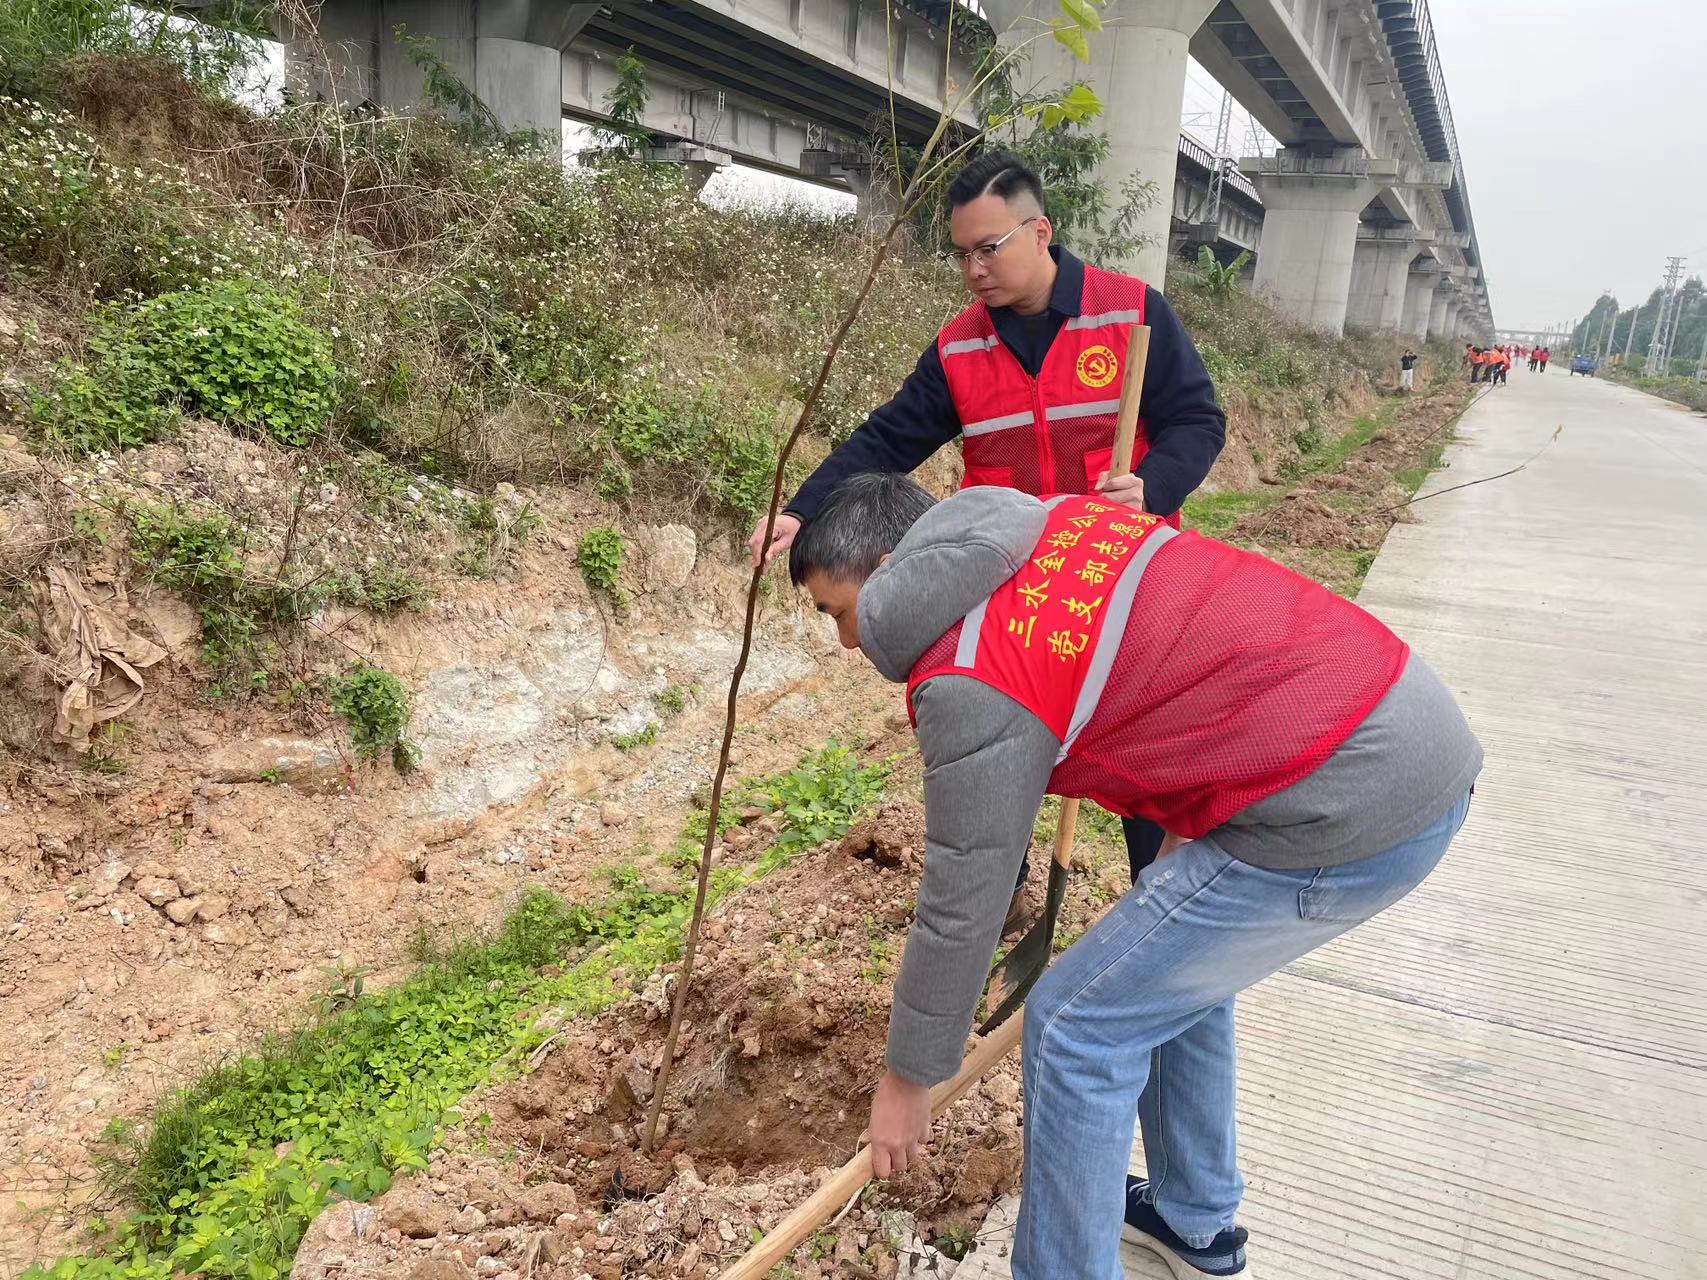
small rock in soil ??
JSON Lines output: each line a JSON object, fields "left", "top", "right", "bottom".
{"left": 517, "top": 1181, "right": 578, "bottom": 1221}
{"left": 623, "top": 1054, "right": 655, "bottom": 1103}
{"left": 203, "top": 737, "right": 345, "bottom": 793}
{"left": 600, "top": 803, "right": 629, "bottom": 827}
{"left": 381, "top": 1189, "right": 452, "bottom": 1238}
{"left": 615, "top": 1151, "right": 671, "bottom": 1198}
{"left": 982, "top": 1074, "right": 1020, "bottom": 1108}
{"left": 953, "top": 1146, "right": 1021, "bottom": 1204}
{"left": 133, "top": 876, "right": 180, "bottom": 906}
{"left": 163, "top": 898, "right": 200, "bottom": 925}
{"left": 605, "top": 1072, "right": 639, "bottom": 1120}
{"left": 450, "top": 1205, "right": 488, "bottom": 1233}
{"left": 410, "top": 1260, "right": 472, "bottom": 1280}
{"left": 643, "top": 524, "right": 697, "bottom": 591}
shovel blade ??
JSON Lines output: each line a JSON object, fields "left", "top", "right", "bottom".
{"left": 978, "top": 857, "right": 1069, "bottom": 1035}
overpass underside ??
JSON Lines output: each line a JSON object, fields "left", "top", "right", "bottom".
{"left": 1190, "top": 0, "right": 1490, "bottom": 339}
{"left": 276, "top": 0, "right": 1491, "bottom": 342}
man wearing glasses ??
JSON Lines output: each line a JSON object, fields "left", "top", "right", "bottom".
{"left": 747, "top": 150, "right": 1227, "bottom": 891}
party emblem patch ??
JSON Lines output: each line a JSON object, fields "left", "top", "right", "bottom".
{"left": 1076, "top": 344, "right": 1118, "bottom": 389}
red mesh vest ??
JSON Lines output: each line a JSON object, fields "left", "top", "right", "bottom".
{"left": 936, "top": 264, "right": 1181, "bottom": 528}
{"left": 905, "top": 496, "right": 1409, "bottom": 838}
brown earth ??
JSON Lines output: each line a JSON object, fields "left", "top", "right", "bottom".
{"left": 279, "top": 784, "right": 1134, "bottom": 1280}
{"left": 281, "top": 800, "right": 1142, "bottom": 1280}
{"left": 1227, "top": 378, "right": 1474, "bottom": 586}
{"left": 0, "top": 419, "right": 905, "bottom": 1270}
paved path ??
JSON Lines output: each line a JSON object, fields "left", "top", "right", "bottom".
{"left": 961, "top": 371, "right": 1707, "bottom": 1279}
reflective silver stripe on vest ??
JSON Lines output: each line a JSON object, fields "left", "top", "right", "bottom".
{"left": 1065, "top": 309, "right": 1142, "bottom": 330}
{"left": 1041, "top": 495, "right": 1075, "bottom": 511}
{"left": 1045, "top": 399, "right": 1122, "bottom": 422}
{"left": 942, "top": 334, "right": 1001, "bottom": 356}
{"left": 1056, "top": 525, "right": 1180, "bottom": 763}
{"left": 962, "top": 410, "right": 1034, "bottom": 438}
{"left": 954, "top": 598, "right": 989, "bottom": 667}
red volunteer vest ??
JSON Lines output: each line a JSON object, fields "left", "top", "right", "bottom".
{"left": 906, "top": 496, "right": 1409, "bottom": 838}
{"left": 936, "top": 264, "right": 1181, "bottom": 529}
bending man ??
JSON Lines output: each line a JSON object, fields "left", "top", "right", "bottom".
{"left": 791, "top": 474, "right": 1482, "bottom": 1280}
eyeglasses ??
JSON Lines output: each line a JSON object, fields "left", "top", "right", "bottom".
{"left": 940, "top": 217, "right": 1038, "bottom": 270}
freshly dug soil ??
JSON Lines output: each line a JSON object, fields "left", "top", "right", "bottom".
{"left": 292, "top": 803, "right": 1059, "bottom": 1280}
{"left": 1229, "top": 383, "right": 1471, "bottom": 557}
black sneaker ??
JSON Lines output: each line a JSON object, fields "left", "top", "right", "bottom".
{"left": 1123, "top": 1177, "right": 1250, "bottom": 1277}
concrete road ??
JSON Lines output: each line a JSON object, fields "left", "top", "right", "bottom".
{"left": 960, "top": 370, "right": 1707, "bottom": 1279}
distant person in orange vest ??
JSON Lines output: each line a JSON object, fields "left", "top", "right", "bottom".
{"left": 1538, "top": 346, "right": 1550, "bottom": 372}
{"left": 1465, "top": 344, "right": 1481, "bottom": 383}
{"left": 1528, "top": 348, "right": 1539, "bottom": 372}
{"left": 1491, "top": 347, "right": 1510, "bottom": 386}
{"left": 789, "top": 471, "right": 1481, "bottom": 1280}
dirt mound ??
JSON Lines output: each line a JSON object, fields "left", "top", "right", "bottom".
{"left": 1231, "top": 489, "right": 1378, "bottom": 551}
{"left": 1228, "top": 386, "right": 1469, "bottom": 558}
{"left": 492, "top": 805, "right": 1025, "bottom": 1271}
{"left": 290, "top": 805, "right": 1029, "bottom": 1280}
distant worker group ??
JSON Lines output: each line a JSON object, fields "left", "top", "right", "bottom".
{"left": 1463, "top": 342, "right": 1547, "bottom": 386}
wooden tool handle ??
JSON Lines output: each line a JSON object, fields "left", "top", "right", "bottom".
{"left": 1051, "top": 796, "right": 1079, "bottom": 872}
{"left": 1109, "top": 325, "right": 1151, "bottom": 481}
{"left": 1052, "top": 326, "right": 1149, "bottom": 874}
{"left": 717, "top": 1014, "right": 1026, "bottom": 1280}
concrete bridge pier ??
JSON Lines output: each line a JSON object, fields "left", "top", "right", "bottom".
{"left": 841, "top": 166, "right": 899, "bottom": 227}
{"left": 1242, "top": 148, "right": 1379, "bottom": 335}
{"left": 983, "top": 0, "right": 1217, "bottom": 286}
{"left": 1402, "top": 260, "right": 1441, "bottom": 341}
{"left": 1428, "top": 285, "right": 1453, "bottom": 342}
{"left": 1346, "top": 229, "right": 1423, "bottom": 332}
{"left": 1448, "top": 297, "right": 1468, "bottom": 341}
{"left": 281, "top": 0, "right": 594, "bottom": 145}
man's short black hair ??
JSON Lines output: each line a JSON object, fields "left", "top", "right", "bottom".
{"left": 947, "top": 150, "right": 1045, "bottom": 210}
{"left": 788, "top": 473, "right": 937, "bottom": 588}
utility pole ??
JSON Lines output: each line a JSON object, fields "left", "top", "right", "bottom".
{"left": 1646, "top": 255, "right": 1685, "bottom": 376}
{"left": 1206, "top": 89, "right": 1233, "bottom": 228}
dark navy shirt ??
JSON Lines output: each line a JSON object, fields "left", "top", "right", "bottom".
{"left": 787, "top": 247, "right": 1227, "bottom": 521}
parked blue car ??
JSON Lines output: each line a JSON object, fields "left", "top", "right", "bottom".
{"left": 1570, "top": 354, "right": 1598, "bottom": 376}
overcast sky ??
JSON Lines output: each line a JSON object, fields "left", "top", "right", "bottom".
{"left": 1428, "top": 0, "right": 1707, "bottom": 330}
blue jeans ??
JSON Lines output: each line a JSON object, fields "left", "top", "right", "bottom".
{"left": 1012, "top": 790, "right": 1472, "bottom": 1280}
